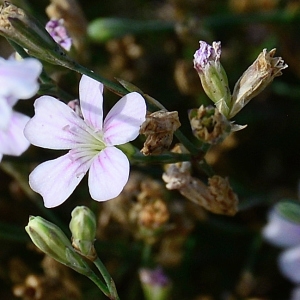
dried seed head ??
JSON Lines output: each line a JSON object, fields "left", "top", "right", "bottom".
{"left": 230, "top": 48, "right": 288, "bottom": 118}
{"left": 189, "top": 105, "right": 232, "bottom": 144}
{"left": 163, "top": 145, "right": 238, "bottom": 215}
{"left": 140, "top": 110, "right": 181, "bottom": 155}
{"left": 207, "top": 175, "right": 238, "bottom": 215}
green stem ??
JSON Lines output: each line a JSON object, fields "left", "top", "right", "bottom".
{"left": 141, "top": 243, "right": 152, "bottom": 266}
{"left": 94, "top": 257, "right": 120, "bottom": 300}
{"left": 88, "top": 271, "right": 111, "bottom": 298}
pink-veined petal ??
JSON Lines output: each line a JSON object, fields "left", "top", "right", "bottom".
{"left": 88, "top": 146, "right": 129, "bottom": 201}
{"left": 79, "top": 75, "right": 103, "bottom": 130}
{"left": 0, "top": 57, "right": 42, "bottom": 99}
{"left": 29, "top": 152, "right": 92, "bottom": 208}
{"left": 24, "top": 96, "right": 92, "bottom": 150}
{"left": 0, "top": 111, "right": 30, "bottom": 156}
{"left": 103, "top": 92, "right": 146, "bottom": 145}
{"left": 0, "top": 97, "right": 12, "bottom": 130}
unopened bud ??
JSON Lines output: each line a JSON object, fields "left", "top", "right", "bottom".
{"left": 139, "top": 267, "right": 172, "bottom": 300}
{"left": 25, "top": 216, "right": 92, "bottom": 275}
{"left": 140, "top": 110, "right": 181, "bottom": 155}
{"left": 194, "top": 41, "right": 231, "bottom": 116}
{"left": 189, "top": 105, "right": 231, "bottom": 144}
{"left": 45, "top": 19, "right": 72, "bottom": 51}
{"left": 230, "top": 48, "right": 288, "bottom": 118}
{"left": 69, "top": 206, "right": 97, "bottom": 260}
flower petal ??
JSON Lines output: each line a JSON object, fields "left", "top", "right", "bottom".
{"left": 103, "top": 92, "right": 146, "bottom": 145}
{"left": 24, "top": 96, "right": 91, "bottom": 150}
{"left": 29, "top": 152, "right": 92, "bottom": 208}
{"left": 79, "top": 75, "right": 103, "bottom": 130}
{"left": 279, "top": 246, "right": 300, "bottom": 284}
{"left": 0, "top": 111, "right": 30, "bottom": 156}
{"left": 263, "top": 208, "right": 300, "bottom": 248}
{"left": 0, "top": 97, "right": 12, "bottom": 130}
{"left": 0, "top": 57, "right": 42, "bottom": 99}
{"left": 88, "top": 146, "right": 129, "bottom": 201}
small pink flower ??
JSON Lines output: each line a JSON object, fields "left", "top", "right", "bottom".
{"left": 24, "top": 75, "right": 146, "bottom": 208}
{"left": 0, "top": 57, "right": 42, "bottom": 161}
{"left": 45, "top": 19, "right": 72, "bottom": 51}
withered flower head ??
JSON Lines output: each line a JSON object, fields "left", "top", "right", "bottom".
{"left": 163, "top": 145, "right": 238, "bottom": 216}
{"left": 189, "top": 105, "right": 232, "bottom": 144}
{"left": 230, "top": 48, "right": 288, "bottom": 118}
{"left": 207, "top": 175, "right": 238, "bottom": 216}
{"left": 140, "top": 110, "right": 181, "bottom": 155}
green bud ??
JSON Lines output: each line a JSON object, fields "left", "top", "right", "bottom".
{"left": 0, "top": 2, "right": 76, "bottom": 68}
{"left": 25, "top": 216, "right": 92, "bottom": 276}
{"left": 193, "top": 41, "right": 231, "bottom": 117}
{"left": 69, "top": 206, "right": 97, "bottom": 260}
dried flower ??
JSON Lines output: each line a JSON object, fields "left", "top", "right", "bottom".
{"left": 230, "top": 48, "right": 288, "bottom": 118}
{"left": 189, "top": 105, "right": 232, "bottom": 144}
{"left": 140, "top": 110, "right": 181, "bottom": 155}
{"left": 193, "top": 41, "right": 231, "bottom": 116}
{"left": 163, "top": 146, "right": 238, "bottom": 216}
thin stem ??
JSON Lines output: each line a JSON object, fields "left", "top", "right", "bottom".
{"left": 94, "top": 257, "right": 120, "bottom": 300}
{"left": 87, "top": 271, "right": 111, "bottom": 298}
{"left": 141, "top": 243, "right": 152, "bottom": 266}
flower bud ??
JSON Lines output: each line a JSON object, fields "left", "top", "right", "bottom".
{"left": 25, "top": 216, "right": 92, "bottom": 276}
{"left": 229, "top": 48, "right": 288, "bottom": 118}
{"left": 189, "top": 105, "right": 231, "bottom": 144}
{"left": 45, "top": 19, "right": 72, "bottom": 51}
{"left": 193, "top": 41, "right": 231, "bottom": 116}
{"left": 0, "top": 3, "right": 75, "bottom": 67}
{"left": 69, "top": 206, "right": 97, "bottom": 260}
{"left": 139, "top": 267, "right": 172, "bottom": 300}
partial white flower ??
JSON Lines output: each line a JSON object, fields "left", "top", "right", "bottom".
{"left": 24, "top": 75, "right": 146, "bottom": 208}
{"left": 0, "top": 57, "right": 42, "bottom": 161}
{"left": 263, "top": 204, "right": 300, "bottom": 248}
{"left": 279, "top": 245, "right": 300, "bottom": 284}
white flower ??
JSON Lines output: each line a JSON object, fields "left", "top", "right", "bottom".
{"left": 24, "top": 75, "right": 146, "bottom": 208}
